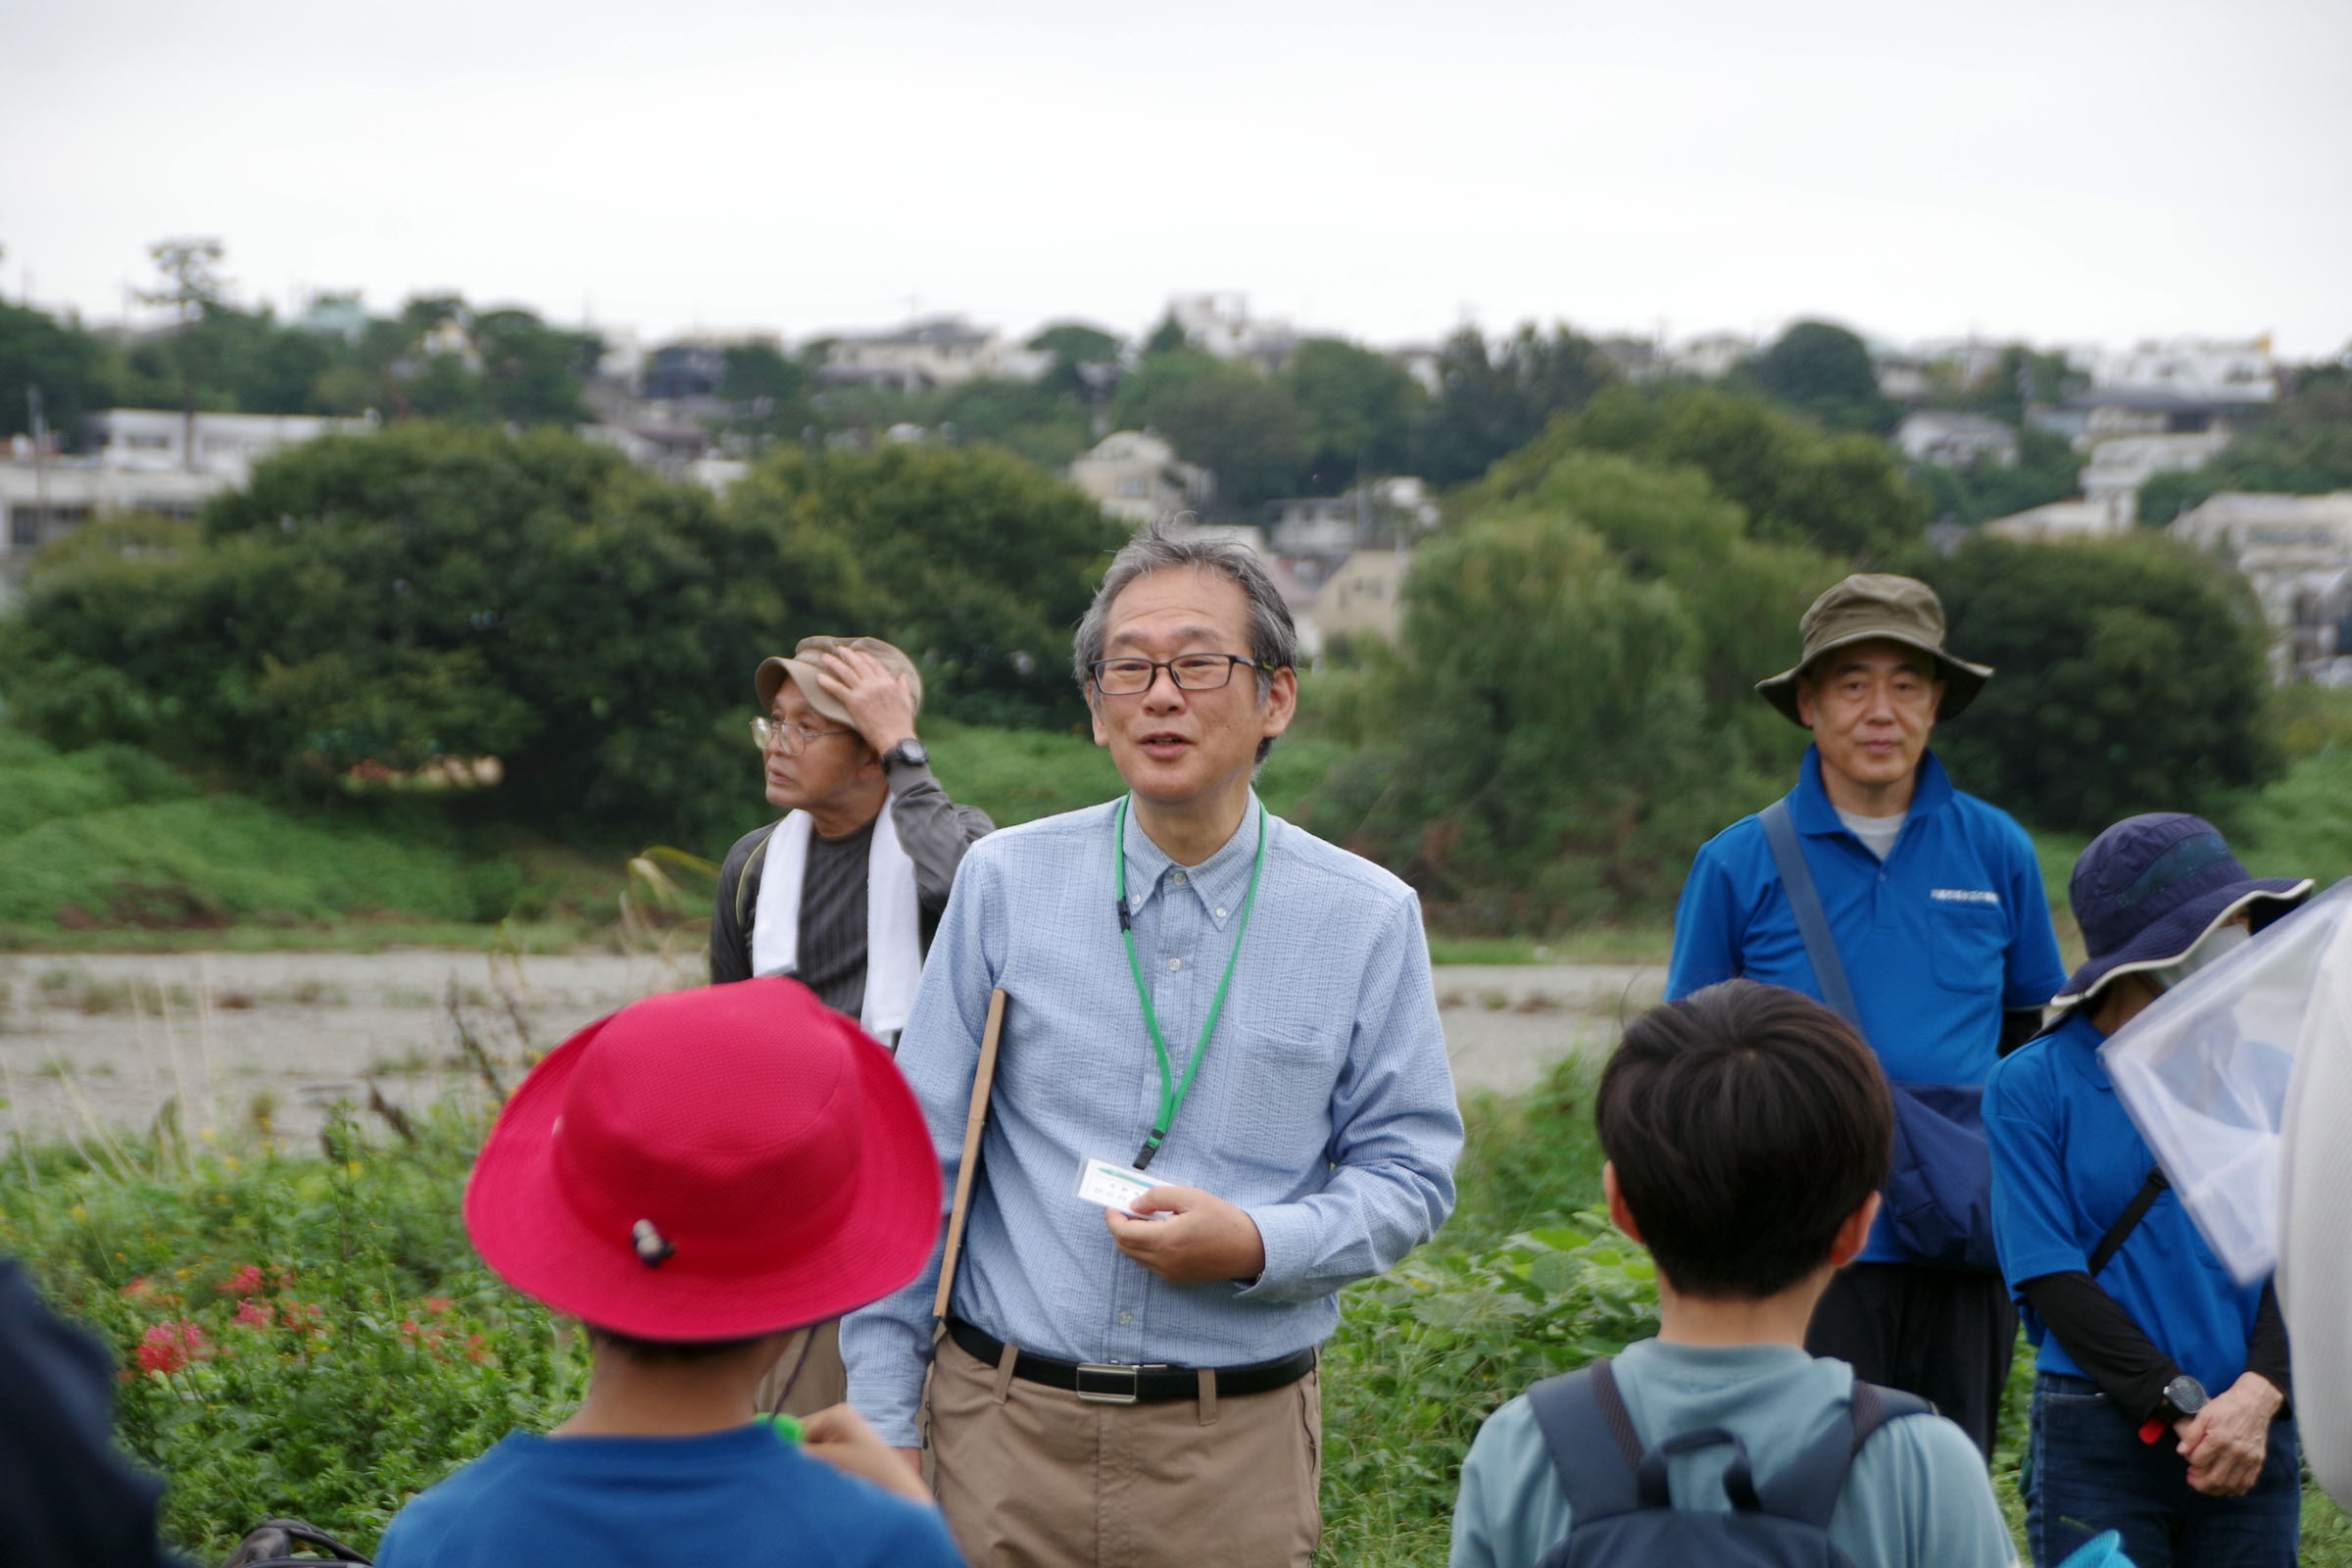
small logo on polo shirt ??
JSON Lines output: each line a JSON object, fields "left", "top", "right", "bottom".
{"left": 1931, "top": 888, "right": 2001, "bottom": 906}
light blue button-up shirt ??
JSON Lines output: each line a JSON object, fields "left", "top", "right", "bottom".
{"left": 843, "top": 793, "right": 1462, "bottom": 1446}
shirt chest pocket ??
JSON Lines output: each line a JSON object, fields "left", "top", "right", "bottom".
{"left": 1929, "top": 903, "right": 2008, "bottom": 996}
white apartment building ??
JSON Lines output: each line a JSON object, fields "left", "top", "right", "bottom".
{"left": 821, "top": 317, "right": 1048, "bottom": 391}
{"left": 86, "top": 408, "right": 377, "bottom": 486}
{"left": 1066, "top": 430, "right": 1215, "bottom": 524}
{"left": 2172, "top": 491, "right": 2352, "bottom": 680}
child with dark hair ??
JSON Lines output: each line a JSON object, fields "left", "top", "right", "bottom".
{"left": 1450, "top": 979, "right": 2016, "bottom": 1567}
{"left": 373, "top": 979, "right": 963, "bottom": 1568}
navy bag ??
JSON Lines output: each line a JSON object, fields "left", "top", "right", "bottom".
{"left": 1759, "top": 799, "right": 2000, "bottom": 1273}
{"left": 1525, "top": 1357, "right": 1930, "bottom": 1567}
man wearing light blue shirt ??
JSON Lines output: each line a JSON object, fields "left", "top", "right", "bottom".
{"left": 843, "top": 522, "right": 1463, "bottom": 1566}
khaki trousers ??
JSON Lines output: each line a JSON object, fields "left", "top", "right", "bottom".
{"left": 926, "top": 1333, "right": 1322, "bottom": 1568}
{"left": 753, "top": 1319, "right": 848, "bottom": 1417}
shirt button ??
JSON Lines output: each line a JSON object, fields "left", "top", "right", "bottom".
{"left": 1131, "top": 894, "right": 1143, "bottom": 909}
{"left": 1214, "top": 907, "right": 1227, "bottom": 920}
{"left": 1118, "top": 1310, "right": 1134, "bottom": 1325}
{"left": 1166, "top": 957, "right": 1182, "bottom": 972}
{"left": 1170, "top": 870, "right": 1188, "bottom": 887}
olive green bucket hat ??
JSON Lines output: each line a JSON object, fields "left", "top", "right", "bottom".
{"left": 1754, "top": 573, "right": 1993, "bottom": 726}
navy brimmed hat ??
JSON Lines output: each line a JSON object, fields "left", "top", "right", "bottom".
{"left": 1755, "top": 573, "right": 1994, "bottom": 727}
{"left": 2053, "top": 813, "right": 2313, "bottom": 1007}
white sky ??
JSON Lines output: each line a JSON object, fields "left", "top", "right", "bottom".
{"left": 4, "top": 0, "right": 2348, "bottom": 359}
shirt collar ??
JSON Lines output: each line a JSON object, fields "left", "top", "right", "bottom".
{"left": 1120, "top": 792, "right": 1266, "bottom": 926}
{"left": 2048, "top": 1006, "right": 2116, "bottom": 1094}
{"left": 1790, "top": 745, "right": 1954, "bottom": 837}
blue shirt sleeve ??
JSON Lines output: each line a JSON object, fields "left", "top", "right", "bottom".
{"left": 1666, "top": 842, "right": 1742, "bottom": 1003}
{"left": 1996, "top": 820, "right": 2067, "bottom": 1010}
{"left": 1984, "top": 1053, "right": 2090, "bottom": 1289}
{"left": 1238, "top": 891, "right": 1462, "bottom": 1304}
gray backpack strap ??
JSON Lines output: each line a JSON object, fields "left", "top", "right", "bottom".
{"left": 1758, "top": 797, "right": 1863, "bottom": 1033}
{"left": 1524, "top": 1358, "right": 1643, "bottom": 1526}
{"left": 1755, "top": 1379, "right": 1935, "bottom": 1530}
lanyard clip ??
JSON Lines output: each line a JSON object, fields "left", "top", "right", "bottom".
{"left": 1116, "top": 897, "right": 1132, "bottom": 932}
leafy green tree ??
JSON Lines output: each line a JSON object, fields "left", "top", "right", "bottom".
{"left": 471, "top": 309, "right": 597, "bottom": 425}
{"left": 1109, "top": 352, "right": 1306, "bottom": 511}
{"left": 1283, "top": 337, "right": 1427, "bottom": 492}
{"left": 0, "top": 424, "right": 796, "bottom": 848}
{"left": 1483, "top": 384, "right": 1929, "bottom": 559}
{"left": 0, "top": 301, "right": 114, "bottom": 438}
{"left": 937, "top": 378, "right": 1093, "bottom": 469}
{"left": 1142, "top": 311, "right": 1191, "bottom": 357}
{"left": 1028, "top": 321, "right": 1121, "bottom": 402}
{"left": 721, "top": 442, "right": 1126, "bottom": 726}
{"left": 1747, "top": 319, "right": 1895, "bottom": 433}
{"left": 1310, "top": 507, "right": 1735, "bottom": 925}
{"left": 1419, "top": 324, "right": 1618, "bottom": 487}
{"left": 1914, "top": 426, "right": 2082, "bottom": 524}
{"left": 1909, "top": 535, "right": 2279, "bottom": 831}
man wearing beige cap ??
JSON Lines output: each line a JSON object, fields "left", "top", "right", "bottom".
{"left": 1666, "top": 573, "right": 2066, "bottom": 1459}
{"left": 712, "top": 636, "right": 992, "bottom": 1416}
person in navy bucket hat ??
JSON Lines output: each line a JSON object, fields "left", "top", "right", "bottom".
{"left": 1986, "top": 814, "right": 2312, "bottom": 1567}
{"left": 2051, "top": 813, "right": 2311, "bottom": 1008}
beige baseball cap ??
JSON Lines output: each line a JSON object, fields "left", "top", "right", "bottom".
{"left": 1754, "top": 573, "right": 1993, "bottom": 727}
{"left": 754, "top": 636, "right": 925, "bottom": 727}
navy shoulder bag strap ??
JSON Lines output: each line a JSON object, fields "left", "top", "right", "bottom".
{"left": 1758, "top": 798, "right": 1862, "bottom": 1030}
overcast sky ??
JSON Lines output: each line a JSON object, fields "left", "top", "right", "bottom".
{"left": 4, "top": 0, "right": 2347, "bottom": 359}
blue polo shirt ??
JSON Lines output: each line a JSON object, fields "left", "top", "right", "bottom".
{"left": 1984, "top": 1009, "right": 2269, "bottom": 1397}
{"left": 1667, "top": 748, "right": 2066, "bottom": 1263}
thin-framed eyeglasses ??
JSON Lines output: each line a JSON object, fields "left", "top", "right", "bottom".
{"left": 1088, "top": 654, "right": 1277, "bottom": 697}
{"left": 751, "top": 716, "right": 856, "bottom": 755}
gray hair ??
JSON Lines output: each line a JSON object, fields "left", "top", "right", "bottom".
{"left": 1073, "top": 519, "right": 1299, "bottom": 762}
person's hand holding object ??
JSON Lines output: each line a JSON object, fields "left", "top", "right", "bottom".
{"left": 2175, "top": 1373, "right": 2283, "bottom": 1496}
{"left": 816, "top": 648, "right": 919, "bottom": 758}
{"left": 1104, "top": 1186, "right": 1267, "bottom": 1284}
{"left": 800, "top": 1404, "right": 935, "bottom": 1504}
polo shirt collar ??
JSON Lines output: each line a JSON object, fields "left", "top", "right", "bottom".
{"left": 1789, "top": 745, "right": 1956, "bottom": 836}
{"left": 1119, "top": 792, "right": 1265, "bottom": 928}
{"left": 2048, "top": 1006, "right": 2116, "bottom": 1095}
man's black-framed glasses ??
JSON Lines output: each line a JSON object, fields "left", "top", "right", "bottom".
{"left": 1088, "top": 654, "right": 1276, "bottom": 696}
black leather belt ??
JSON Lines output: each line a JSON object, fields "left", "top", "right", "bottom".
{"left": 946, "top": 1318, "right": 1315, "bottom": 1405}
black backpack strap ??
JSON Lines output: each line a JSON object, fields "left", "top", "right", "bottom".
{"left": 1759, "top": 797, "right": 1864, "bottom": 1033}
{"left": 1755, "top": 1379, "right": 1936, "bottom": 1530}
{"left": 2088, "top": 1166, "right": 2170, "bottom": 1276}
{"left": 1524, "top": 1358, "right": 1643, "bottom": 1525}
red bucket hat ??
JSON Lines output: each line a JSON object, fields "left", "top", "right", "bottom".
{"left": 465, "top": 978, "right": 942, "bottom": 1342}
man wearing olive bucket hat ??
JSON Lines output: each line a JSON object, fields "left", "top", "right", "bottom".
{"left": 1666, "top": 573, "right": 2068, "bottom": 1459}
{"left": 372, "top": 980, "right": 964, "bottom": 1568}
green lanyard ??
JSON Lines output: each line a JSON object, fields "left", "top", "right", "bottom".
{"left": 1113, "top": 795, "right": 1268, "bottom": 1170}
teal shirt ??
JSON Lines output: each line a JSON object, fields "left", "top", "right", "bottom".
{"left": 1449, "top": 1339, "right": 2016, "bottom": 1568}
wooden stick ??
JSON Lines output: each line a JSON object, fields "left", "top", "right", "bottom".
{"left": 934, "top": 988, "right": 1007, "bottom": 1323}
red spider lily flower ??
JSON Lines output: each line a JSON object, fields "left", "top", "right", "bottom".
{"left": 217, "top": 1264, "right": 266, "bottom": 1296}
{"left": 136, "top": 1321, "right": 210, "bottom": 1374}
{"left": 279, "top": 1299, "right": 324, "bottom": 1334}
{"left": 233, "top": 1298, "right": 275, "bottom": 1330}
{"left": 463, "top": 1333, "right": 491, "bottom": 1363}
{"left": 422, "top": 1296, "right": 454, "bottom": 1315}
{"left": 120, "top": 1278, "right": 157, "bottom": 1301}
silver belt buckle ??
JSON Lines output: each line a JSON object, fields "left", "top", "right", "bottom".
{"left": 1074, "top": 1362, "right": 1158, "bottom": 1403}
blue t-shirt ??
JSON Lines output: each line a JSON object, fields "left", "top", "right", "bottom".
{"left": 372, "top": 1425, "right": 963, "bottom": 1568}
{"left": 1985, "top": 1008, "right": 2272, "bottom": 1396}
{"left": 1666, "top": 748, "right": 2067, "bottom": 1263}
{"left": 1450, "top": 1339, "right": 2015, "bottom": 1568}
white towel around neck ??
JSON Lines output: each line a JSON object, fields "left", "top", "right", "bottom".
{"left": 749, "top": 795, "right": 922, "bottom": 1039}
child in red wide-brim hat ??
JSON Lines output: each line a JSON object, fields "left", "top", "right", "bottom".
{"left": 373, "top": 979, "right": 961, "bottom": 1568}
